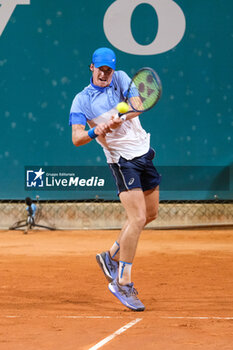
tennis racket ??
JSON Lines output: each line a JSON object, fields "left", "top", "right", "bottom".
{"left": 117, "top": 67, "right": 162, "bottom": 119}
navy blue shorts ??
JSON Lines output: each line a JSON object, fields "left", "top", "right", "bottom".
{"left": 109, "top": 148, "right": 161, "bottom": 195}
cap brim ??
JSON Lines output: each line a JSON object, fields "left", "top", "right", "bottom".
{"left": 94, "top": 61, "right": 116, "bottom": 70}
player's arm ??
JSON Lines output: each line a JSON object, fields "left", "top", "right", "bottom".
{"left": 118, "top": 92, "right": 144, "bottom": 122}
{"left": 72, "top": 124, "right": 112, "bottom": 147}
{"left": 110, "top": 71, "right": 142, "bottom": 127}
{"left": 120, "top": 109, "right": 141, "bottom": 121}
{"left": 106, "top": 111, "right": 139, "bottom": 130}
{"left": 107, "top": 101, "right": 142, "bottom": 130}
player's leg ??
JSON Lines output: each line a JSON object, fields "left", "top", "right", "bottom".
{"left": 144, "top": 186, "right": 159, "bottom": 225}
{"left": 109, "top": 220, "right": 128, "bottom": 261}
{"left": 96, "top": 188, "right": 146, "bottom": 285}
{"left": 114, "top": 187, "right": 159, "bottom": 281}
{"left": 110, "top": 187, "right": 158, "bottom": 264}
{"left": 108, "top": 188, "right": 146, "bottom": 311}
{"left": 109, "top": 168, "right": 160, "bottom": 310}
{"left": 96, "top": 159, "right": 143, "bottom": 283}
{"left": 109, "top": 186, "right": 159, "bottom": 261}
{"left": 96, "top": 220, "right": 129, "bottom": 282}
{"left": 118, "top": 189, "right": 146, "bottom": 266}
{"left": 110, "top": 189, "right": 146, "bottom": 286}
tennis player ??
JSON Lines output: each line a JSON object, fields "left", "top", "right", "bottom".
{"left": 69, "top": 47, "right": 161, "bottom": 311}
{"left": 25, "top": 197, "right": 36, "bottom": 224}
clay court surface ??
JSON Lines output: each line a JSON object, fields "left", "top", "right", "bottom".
{"left": 0, "top": 228, "right": 233, "bottom": 349}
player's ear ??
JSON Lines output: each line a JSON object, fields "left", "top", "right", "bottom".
{"left": 90, "top": 63, "right": 94, "bottom": 72}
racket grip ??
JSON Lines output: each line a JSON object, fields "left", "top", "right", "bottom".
{"left": 118, "top": 113, "right": 126, "bottom": 121}
{"left": 114, "top": 114, "right": 126, "bottom": 121}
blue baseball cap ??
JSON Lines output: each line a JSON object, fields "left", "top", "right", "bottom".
{"left": 92, "top": 47, "right": 116, "bottom": 70}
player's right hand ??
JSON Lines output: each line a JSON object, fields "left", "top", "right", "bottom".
{"left": 94, "top": 123, "right": 112, "bottom": 137}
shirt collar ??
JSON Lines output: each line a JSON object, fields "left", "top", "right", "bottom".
{"left": 90, "top": 78, "right": 113, "bottom": 92}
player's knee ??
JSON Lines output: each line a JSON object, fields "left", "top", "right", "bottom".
{"left": 133, "top": 214, "right": 147, "bottom": 229}
{"left": 128, "top": 213, "right": 146, "bottom": 229}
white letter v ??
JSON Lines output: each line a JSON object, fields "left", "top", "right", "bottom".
{"left": 0, "top": 0, "right": 30, "bottom": 36}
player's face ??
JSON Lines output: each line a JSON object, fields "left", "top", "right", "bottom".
{"left": 92, "top": 65, "right": 114, "bottom": 87}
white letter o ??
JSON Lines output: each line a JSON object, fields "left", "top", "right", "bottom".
{"left": 103, "top": 0, "right": 186, "bottom": 55}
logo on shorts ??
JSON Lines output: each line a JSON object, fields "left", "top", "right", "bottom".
{"left": 26, "top": 168, "right": 45, "bottom": 187}
{"left": 128, "top": 178, "right": 135, "bottom": 185}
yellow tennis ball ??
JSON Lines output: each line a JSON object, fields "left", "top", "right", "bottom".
{"left": 116, "top": 102, "right": 129, "bottom": 114}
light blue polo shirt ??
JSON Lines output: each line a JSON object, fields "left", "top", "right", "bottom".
{"left": 69, "top": 70, "right": 131, "bottom": 126}
{"left": 26, "top": 203, "right": 36, "bottom": 218}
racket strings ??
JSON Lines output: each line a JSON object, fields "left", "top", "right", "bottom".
{"left": 128, "top": 69, "right": 161, "bottom": 112}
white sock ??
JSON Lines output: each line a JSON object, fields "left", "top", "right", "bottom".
{"left": 110, "top": 241, "right": 120, "bottom": 260}
{"left": 119, "top": 261, "right": 132, "bottom": 285}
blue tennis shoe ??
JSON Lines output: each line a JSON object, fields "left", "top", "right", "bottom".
{"left": 108, "top": 279, "right": 145, "bottom": 311}
{"left": 96, "top": 251, "right": 118, "bottom": 282}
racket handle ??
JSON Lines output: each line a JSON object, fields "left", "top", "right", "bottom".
{"left": 114, "top": 114, "right": 127, "bottom": 121}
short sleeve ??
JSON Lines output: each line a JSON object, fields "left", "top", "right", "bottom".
{"left": 69, "top": 112, "right": 87, "bottom": 126}
{"left": 69, "top": 93, "right": 87, "bottom": 126}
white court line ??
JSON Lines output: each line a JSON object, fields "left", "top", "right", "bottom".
{"left": 161, "top": 316, "right": 233, "bottom": 320}
{"left": 56, "top": 316, "right": 233, "bottom": 321}
{"left": 56, "top": 316, "right": 113, "bottom": 319}
{"left": 3, "top": 315, "right": 121, "bottom": 319}
{"left": 3, "top": 315, "right": 233, "bottom": 320}
{"left": 88, "top": 318, "right": 142, "bottom": 350}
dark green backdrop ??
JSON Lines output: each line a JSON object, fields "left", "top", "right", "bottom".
{"left": 0, "top": 0, "right": 232, "bottom": 200}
